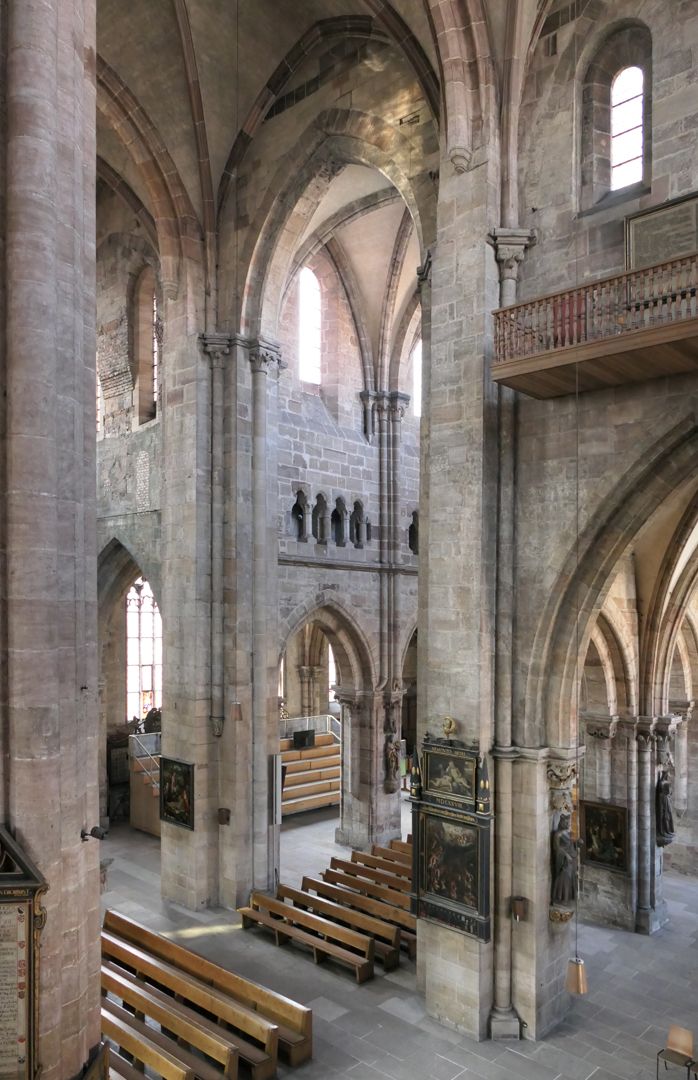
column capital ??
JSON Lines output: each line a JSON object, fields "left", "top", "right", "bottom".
{"left": 547, "top": 756, "right": 578, "bottom": 816}
{"left": 388, "top": 390, "right": 411, "bottom": 421}
{"left": 200, "top": 332, "right": 233, "bottom": 365}
{"left": 583, "top": 713, "right": 620, "bottom": 740}
{"left": 488, "top": 227, "right": 536, "bottom": 284}
{"left": 249, "top": 337, "right": 283, "bottom": 375}
{"left": 636, "top": 717, "right": 656, "bottom": 749}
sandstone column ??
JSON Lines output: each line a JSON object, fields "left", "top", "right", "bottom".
{"left": 4, "top": 0, "right": 100, "bottom": 1074}
{"left": 488, "top": 227, "right": 534, "bottom": 1040}
{"left": 416, "top": 145, "right": 502, "bottom": 1038}
{"left": 250, "top": 339, "right": 282, "bottom": 890}
{"left": 635, "top": 719, "right": 655, "bottom": 933}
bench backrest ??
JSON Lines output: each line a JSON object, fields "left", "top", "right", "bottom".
{"left": 372, "top": 844, "right": 411, "bottom": 866}
{"left": 390, "top": 839, "right": 413, "bottom": 856}
{"left": 101, "top": 931, "right": 277, "bottom": 1054}
{"left": 250, "top": 892, "right": 374, "bottom": 959}
{"left": 102, "top": 963, "right": 238, "bottom": 1074}
{"left": 351, "top": 850, "right": 412, "bottom": 884}
{"left": 277, "top": 884, "right": 399, "bottom": 947}
{"left": 329, "top": 859, "right": 413, "bottom": 903}
{"left": 325, "top": 864, "right": 412, "bottom": 910}
{"left": 103, "top": 909, "right": 309, "bottom": 1036}
{"left": 302, "top": 876, "right": 415, "bottom": 932}
{"left": 101, "top": 1007, "right": 194, "bottom": 1080}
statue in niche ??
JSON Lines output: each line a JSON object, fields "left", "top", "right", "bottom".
{"left": 384, "top": 738, "right": 400, "bottom": 793}
{"left": 551, "top": 814, "right": 578, "bottom": 906}
{"left": 656, "top": 768, "right": 676, "bottom": 847}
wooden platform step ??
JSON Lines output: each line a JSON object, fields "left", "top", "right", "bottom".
{"left": 282, "top": 778, "right": 340, "bottom": 803}
{"left": 280, "top": 744, "right": 340, "bottom": 766}
{"left": 282, "top": 790, "right": 340, "bottom": 815}
{"left": 284, "top": 754, "right": 340, "bottom": 775}
{"left": 284, "top": 765, "right": 340, "bottom": 787}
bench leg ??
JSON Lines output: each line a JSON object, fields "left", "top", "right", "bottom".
{"left": 356, "top": 962, "right": 372, "bottom": 984}
{"left": 275, "top": 929, "right": 291, "bottom": 946}
{"left": 313, "top": 947, "right": 327, "bottom": 965}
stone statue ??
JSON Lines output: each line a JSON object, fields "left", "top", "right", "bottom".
{"left": 551, "top": 814, "right": 578, "bottom": 905}
{"left": 384, "top": 738, "right": 400, "bottom": 792}
{"left": 656, "top": 768, "right": 675, "bottom": 847}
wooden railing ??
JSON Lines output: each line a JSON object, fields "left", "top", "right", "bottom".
{"left": 494, "top": 252, "right": 698, "bottom": 364}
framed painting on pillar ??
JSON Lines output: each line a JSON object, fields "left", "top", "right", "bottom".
{"left": 580, "top": 801, "right": 628, "bottom": 873}
{"left": 413, "top": 803, "right": 491, "bottom": 941}
{"left": 159, "top": 758, "right": 195, "bottom": 830}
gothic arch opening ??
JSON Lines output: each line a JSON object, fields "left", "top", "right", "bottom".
{"left": 98, "top": 539, "right": 163, "bottom": 839}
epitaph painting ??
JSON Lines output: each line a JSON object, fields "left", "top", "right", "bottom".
{"left": 160, "top": 758, "right": 195, "bottom": 830}
{"left": 424, "top": 815, "right": 479, "bottom": 908}
{"left": 580, "top": 801, "right": 628, "bottom": 873}
{"left": 424, "top": 747, "right": 476, "bottom": 805}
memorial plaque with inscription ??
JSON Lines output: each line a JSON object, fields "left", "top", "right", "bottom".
{"left": 626, "top": 193, "right": 698, "bottom": 269}
{"left": 0, "top": 829, "right": 46, "bottom": 1080}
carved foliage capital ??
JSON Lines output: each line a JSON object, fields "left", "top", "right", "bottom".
{"left": 250, "top": 338, "right": 282, "bottom": 375}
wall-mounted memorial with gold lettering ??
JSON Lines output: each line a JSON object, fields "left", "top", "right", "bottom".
{"left": 0, "top": 827, "right": 47, "bottom": 1080}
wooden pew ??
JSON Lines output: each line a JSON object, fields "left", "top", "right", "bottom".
{"left": 353, "top": 850, "right": 412, "bottom": 881}
{"left": 108, "top": 1046, "right": 150, "bottom": 1080}
{"left": 239, "top": 892, "right": 374, "bottom": 984}
{"left": 102, "top": 964, "right": 238, "bottom": 1078}
{"left": 103, "top": 1000, "right": 228, "bottom": 1080}
{"left": 372, "top": 844, "right": 411, "bottom": 867}
{"left": 101, "top": 1007, "right": 194, "bottom": 1080}
{"left": 330, "top": 857, "right": 412, "bottom": 899}
{"left": 302, "top": 876, "right": 417, "bottom": 959}
{"left": 276, "top": 884, "right": 400, "bottom": 971}
{"left": 101, "top": 932, "right": 278, "bottom": 1080}
{"left": 103, "top": 910, "right": 311, "bottom": 1067}
{"left": 390, "top": 839, "right": 413, "bottom": 858}
{"left": 325, "top": 862, "right": 412, "bottom": 910}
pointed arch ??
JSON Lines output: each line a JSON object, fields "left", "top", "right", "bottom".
{"left": 525, "top": 419, "right": 698, "bottom": 748}
{"left": 96, "top": 56, "right": 203, "bottom": 294}
{"left": 98, "top": 537, "right": 161, "bottom": 620}
{"left": 232, "top": 109, "right": 436, "bottom": 341}
{"left": 279, "top": 594, "right": 377, "bottom": 696}
{"left": 217, "top": 14, "right": 439, "bottom": 214}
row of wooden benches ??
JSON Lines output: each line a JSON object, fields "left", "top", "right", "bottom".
{"left": 238, "top": 837, "right": 415, "bottom": 983}
{"left": 101, "top": 908, "right": 312, "bottom": 1080}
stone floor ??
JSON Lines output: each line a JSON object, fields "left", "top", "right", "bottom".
{"left": 101, "top": 795, "right": 698, "bottom": 1080}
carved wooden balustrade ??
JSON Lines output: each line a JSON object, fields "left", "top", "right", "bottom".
{"left": 492, "top": 252, "right": 698, "bottom": 397}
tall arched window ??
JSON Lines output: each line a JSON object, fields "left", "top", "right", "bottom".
{"left": 610, "top": 66, "right": 644, "bottom": 191}
{"left": 298, "top": 266, "right": 321, "bottom": 384}
{"left": 579, "top": 25, "right": 651, "bottom": 210}
{"left": 126, "top": 577, "right": 162, "bottom": 722}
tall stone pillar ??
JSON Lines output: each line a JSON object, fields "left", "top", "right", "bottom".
{"left": 488, "top": 227, "right": 534, "bottom": 1041}
{"left": 635, "top": 719, "right": 656, "bottom": 933}
{"left": 249, "top": 339, "right": 283, "bottom": 890}
{"left": 417, "top": 145, "right": 502, "bottom": 1038}
{"left": 4, "top": 0, "right": 100, "bottom": 1074}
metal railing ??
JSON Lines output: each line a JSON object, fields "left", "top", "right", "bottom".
{"left": 129, "top": 732, "right": 161, "bottom": 788}
{"left": 279, "top": 713, "right": 341, "bottom": 742}
{"left": 494, "top": 251, "right": 698, "bottom": 364}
